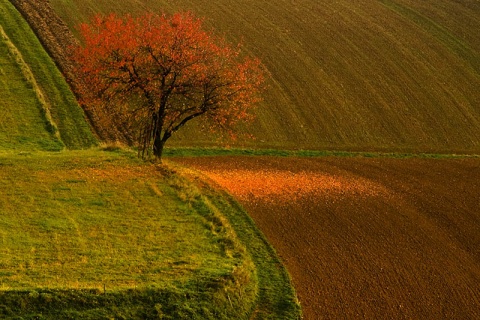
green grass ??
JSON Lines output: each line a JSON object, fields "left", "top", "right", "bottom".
{"left": 0, "top": 150, "right": 247, "bottom": 318}
{"left": 50, "top": 0, "right": 480, "bottom": 154}
{"left": 0, "top": 0, "right": 96, "bottom": 150}
{"left": 198, "top": 182, "right": 302, "bottom": 319}
{"left": 164, "top": 146, "right": 480, "bottom": 160}
{"left": 0, "top": 24, "right": 63, "bottom": 151}
{"left": 0, "top": 149, "right": 300, "bottom": 318}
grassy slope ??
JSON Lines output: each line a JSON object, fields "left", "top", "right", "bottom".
{"left": 1, "top": 2, "right": 300, "bottom": 318}
{"left": 50, "top": 0, "right": 480, "bottom": 154}
{"left": 0, "top": 3, "right": 62, "bottom": 151}
{"left": 0, "top": 152, "right": 236, "bottom": 291}
{"left": 0, "top": 150, "right": 300, "bottom": 319}
{"left": 0, "top": 0, "right": 95, "bottom": 150}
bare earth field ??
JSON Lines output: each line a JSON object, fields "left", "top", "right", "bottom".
{"left": 174, "top": 156, "right": 480, "bottom": 319}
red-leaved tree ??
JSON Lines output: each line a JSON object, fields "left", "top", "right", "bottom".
{"left": 71, "top": 12, "right": 264, "bottom": 160}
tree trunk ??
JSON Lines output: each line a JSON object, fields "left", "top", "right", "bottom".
{"left": 153, "top": 130, "right": 165, "bottom": 161}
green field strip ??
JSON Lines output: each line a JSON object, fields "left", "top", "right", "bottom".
{"left": 0, "top": 23, "right": 63, "bottom": 151}
{"left": 164, "top": 146, "right": 480, "bottom": 159}
{"left": 171, "top": 161, "right": 302, "bottom": 319}
{"left": 1, "top": 0, "right": 96, "bottom": 149}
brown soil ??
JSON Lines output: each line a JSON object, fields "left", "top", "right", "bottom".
{"left": 9, "top": 0, "right": 77, "bottom": 82}
{"left": 174, "top": 156, "right": 480, "bottom": 319}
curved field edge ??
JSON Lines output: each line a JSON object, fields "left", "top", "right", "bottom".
{"left": 171, "top": 162, "right": 302, "bottom": 319}
{"left": 175, "top": 155, "right": 480, "bottom": 319}
{"left": 0, "top": 0, "right": 96, "bottom": 150}
{"left": 163, "top": 161, "right": 302, "bottom": 319}
{"left": 0, "top": 150, "right": 299, "bottom": 319}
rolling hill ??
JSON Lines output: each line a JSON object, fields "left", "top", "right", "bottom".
{"left": 0, "top": 1, "right": 301, "bottom": 318}
{"left": 3, "top": 0, "right": 479, "bottom": 318}
{"left": 48, "top": 0, "right": 480, "bottom": 154}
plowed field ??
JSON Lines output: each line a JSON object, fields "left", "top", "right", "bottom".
{"left": 47, "top": 0, "right": 480, "bottom": 152}
{"left": 174, "top": 156, "right": 480, "bottom": 319}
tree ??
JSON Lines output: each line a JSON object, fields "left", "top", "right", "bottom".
{"left": 71, "top": 12, "right": 264, "bottom": 160}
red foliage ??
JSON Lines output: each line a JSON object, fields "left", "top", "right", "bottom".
{"left": 71, "top": 12, "right": 264, "bottom": 159}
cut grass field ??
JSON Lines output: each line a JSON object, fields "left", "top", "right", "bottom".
{"left": 0, "top": 0, "right": 96, "bottom": 150}
{"left": 175, "top": 155, "right": 480, "bottom": 319}
{"left": 0, "top": 149, "right": 300, "bottom": 319}
{"left": 49, "top": 0, "right": 480, "bottom": 153}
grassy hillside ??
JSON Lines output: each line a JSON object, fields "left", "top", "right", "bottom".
{"left": 0, "top": 27, "right": 62, "bottom": 151}
{"left": 0, "top": 1, "right": 303, "bottom": 318}
{"left": 0, "top": 150, "right": 253, "bottom": 318}
{"left": 0, "top": 0, "right": 96, "bottom": 150}
{"left": 0, "top": 149, "right": 300, "bottom": 318}
{"left": 50, "top": 0, "right": 480, "bottom": 153}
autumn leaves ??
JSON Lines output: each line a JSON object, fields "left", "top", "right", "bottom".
{"left": 71, "top": 12, "right": 264, "bottom": 160}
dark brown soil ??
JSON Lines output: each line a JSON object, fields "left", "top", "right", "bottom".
{"left": 174, "top": 156, "right": 480, "bottom": 319}
{"left": 9, "top": 0, "right": 77, "bottom": 81}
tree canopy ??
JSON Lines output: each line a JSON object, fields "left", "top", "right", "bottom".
{"left": 72, "top": 12, "right": 264, "bottom": 159}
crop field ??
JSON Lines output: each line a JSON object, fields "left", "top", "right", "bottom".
{"left": 175, "top": 155, "right": 480, "bottom": 319}
{"left": 50, "top": 0, "right": 480, "bottom": 153}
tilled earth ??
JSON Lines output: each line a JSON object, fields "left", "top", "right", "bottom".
{"left": 174, "top": 156, "right": 480, "bottom": 319}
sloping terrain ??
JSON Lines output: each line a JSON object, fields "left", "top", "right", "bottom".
{"left": 0, "top": 1, "right": 62, "bottom": 151}
{"left": 0, "top": 151, "right": 255, "bottom": 318}
{"left": 48, "top": 0, "right": 480, "bottom": 153}
{"left": 0, "top": 0, "right": 96, "bottom": 150}
{"left": 0, "top": 2, "right": 301, "bottom": 318}
{"left": 0, "top": 149, "right": 301, "bottom": 319}
{"left": 175, "top": 156, "right": 480, "bottom": 319}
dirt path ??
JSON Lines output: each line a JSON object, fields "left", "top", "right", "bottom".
{"left": 174, "top": 156, "right": 480, "bottom": 319}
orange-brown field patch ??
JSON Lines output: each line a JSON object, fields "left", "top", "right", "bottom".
{"left": 201, "top": 169, "right": 390, "bottom": 204}
{"left": 174, "top": 156, "right": 480, "bottom": 319}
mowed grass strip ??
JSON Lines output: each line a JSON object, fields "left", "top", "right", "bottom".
{"left": 0, "top": 150, "right": 260, "bottom": 318}
{"left": 0, "top": 0, "right": 96, "bottom": 149}
{"left": 0, "top": 24, "right": 63, "bottom": 151}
